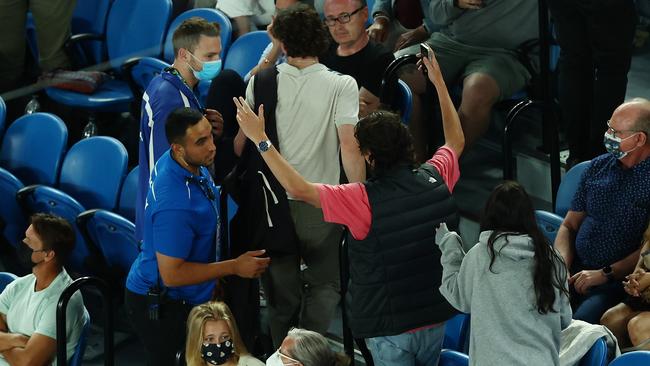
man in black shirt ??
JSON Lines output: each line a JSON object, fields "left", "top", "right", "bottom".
{"left": 320, "top": 0, "right": 394, "bottom": 118}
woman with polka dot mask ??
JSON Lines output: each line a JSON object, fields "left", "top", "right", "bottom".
{"left": 186, "top": 301, "right": 264, "bottom": 366}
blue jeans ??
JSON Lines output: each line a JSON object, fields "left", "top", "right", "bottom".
{"left": 366, "top": 323, "right": 446, "bottom": 366}
{"left": 572, "top": 280, "right": 626, "bottom": 324}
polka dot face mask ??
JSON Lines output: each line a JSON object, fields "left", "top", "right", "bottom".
{"left": 201, "top": 339, "right": 234, "bottom": 365}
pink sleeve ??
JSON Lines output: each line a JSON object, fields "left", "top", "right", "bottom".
{"left": 316, "top": 183, "right": 372, "bottom": 240}
{"left": 426, "top": 146, "right": 460, "bottom": 192}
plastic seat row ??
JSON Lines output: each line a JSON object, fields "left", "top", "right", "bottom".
{"left": 0, "top": 112, "right": 137, "bottom": 277}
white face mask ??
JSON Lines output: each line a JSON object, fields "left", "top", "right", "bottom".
{"left": 266, "top": 350, "right": 300, "bottom": 366}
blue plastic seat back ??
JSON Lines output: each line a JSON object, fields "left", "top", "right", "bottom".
{"left": 439, "top": 349, "right": 470, "bottom": 366}
{"left": 223, "top": 31, "right": 271, "bottom": 78}
{"left": 79, "top": 210, "right": 139, "bottom": 274}
{"left": 555, "top": 161, "right": 591, "bottom": 217}
{"left": 396, "top": 79, "right": 413, "bottom": 125}
{"left": 68, "top": 310, "right": 91, "bottom": 366}
{"left": 608, "top": 351, "right": 650, "bottom": 365}
{"left": 535, "top": 210, "right": 564, "bottom": 244}
{"left": 130, "top": 57, "right": 172, "bottom": 91}
{"left": 579, "top": 337, "right": 608, "bottom": 366}
{"left": 59, "top": 137, "right": 128, "bottom": 211}
{"left": 365, "top": 0, "right": 374, "bottom": 27}
{"left": 0, "top": 168, "right": 26, "bottom": 249}
{"left": 0, "top": 113, "right": 68, "bottom": 186}
{"left": 0, "top": 272, "right": 18, "bottom": 293}
{"left": 18, "top": 185, "right": 89, "bottom": 274}
{"left": 163, "top": 8, "right": 233, "bottom": 63}
{"left": 71, "top": 0, "right": 113, "bottom": 65}
{"left": 105, "top": 0, "right": 172, "bottom": 70}
{"left": 443, "top": 313, "right": 470, "bottom": 353}
{"left": 0, "top": 97, "right": 6, "bottom": 141}
{"left": 118, "top": 166, "right": 139, "bottom": 223}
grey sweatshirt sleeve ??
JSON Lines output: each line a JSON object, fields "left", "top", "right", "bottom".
{"left": 437, "top": 231, "right": 474, "bottom": 313}
{"left": 429, "top": 0, "right": 465, "bottom": 26}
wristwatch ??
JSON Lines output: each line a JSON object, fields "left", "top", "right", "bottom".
{"left": 257, "top": 140, "right": 273, "bottom": 153}
{"left": 602, "top": 265, "right": 614, "bottom": 281}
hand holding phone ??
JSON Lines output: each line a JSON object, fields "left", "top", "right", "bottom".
{"left": 419, "top": 43, "right": 433, "bottom": 74}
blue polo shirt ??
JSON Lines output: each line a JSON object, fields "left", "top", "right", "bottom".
{"left": 126, "top": 150, "right": 220, "bottom": 305}
{"left": 572, "top": 153, "right": 650, "bottom": 269}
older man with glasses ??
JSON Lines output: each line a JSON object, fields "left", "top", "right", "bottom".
{"left": 320, "top": 0, "right": 395, "bottom": 118}
{"left": 555, "top": 98, "right": 650, "bottom": 324}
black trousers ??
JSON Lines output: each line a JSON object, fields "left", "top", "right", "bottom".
{"left": 548, "top": 0, "right": 637, "bottom": 161}
{"left": 125, "top": 289, "right": 194, "bottom": 366}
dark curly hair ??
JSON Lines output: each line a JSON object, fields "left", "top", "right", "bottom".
{"left": 354, "top": 111, "right": 416, "bottom": 175}
{"left": 270, "top": 3, "right": 330, "bottom": 58}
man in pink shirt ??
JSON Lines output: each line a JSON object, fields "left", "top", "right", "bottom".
{"left": 233, "top": 51, "right": 464, "bottom": 366}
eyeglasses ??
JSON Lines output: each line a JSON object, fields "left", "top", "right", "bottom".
{"left": 606, "top": 120, "right": 641, "bottom": 138}
{"left": 324, "top": 6, "right": 366, "bottom": 26}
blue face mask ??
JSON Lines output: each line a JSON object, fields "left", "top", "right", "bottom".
{"left": 603, "top": 131, "right": 639, "bottom": 159}
{"left": 188, "top": 52, "right": 222, "bottom": 81}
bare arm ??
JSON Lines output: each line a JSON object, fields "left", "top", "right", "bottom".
{"left": 1, "top": 333, "right": 56, "bottom": 366}
{"left": 156, "top": 250, "right": 270, "bottom": 287}
{"left": 233, "top": 98, "right": 322, "bottom": 208}
{"left": 611, "top": 247, "right": 644, "bottom": 280}
{"left": 421, "top": 50, "right": 464, "bottom": 157}
{"left": 0, "top": 314, "right": 28, "bottom": 352}
{"left": 554, "top": 210, "right": 586, "bottom": 270}
{"left": 359, "top": 87, "right": 381, "bottom": 118}
{"left": 338, "top": 124, "right": 366, "bottom": 183}
{"left": 249, "top": 39, "right": 282, "bottom": 77}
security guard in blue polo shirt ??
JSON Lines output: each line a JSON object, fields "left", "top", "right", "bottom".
{"left": 125, "top": 107, "right": 270, "bottom": 366}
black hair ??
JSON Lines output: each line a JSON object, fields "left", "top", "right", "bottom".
{"left": 165, "top": 107, "right": 205, "bottom": 145}
{"left": 30, "top": 213, "right": 75, "bottom": 266}
{"left": 270, "top": 3, "right": 330, "bottom": 58}
{"left": 479, "top": 181, "right": 569, "bottom": 314}
{"left": 354, "top": 111, "right": 416, "bottom": 175}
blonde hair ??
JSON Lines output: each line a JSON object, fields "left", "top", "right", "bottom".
{"left": 185, "top": 301, "right": 248, "bottom": 366}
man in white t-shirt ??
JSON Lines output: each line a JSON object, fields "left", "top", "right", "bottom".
{"left": 0, "top": 214, "right": 86, "bottom": 366}
{"left": 234, "top": 3, "right": 365, "bottom": 347}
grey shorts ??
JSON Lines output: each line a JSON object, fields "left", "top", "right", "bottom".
{"left": 396, "top": 32, "right": 531, "bottom": 101}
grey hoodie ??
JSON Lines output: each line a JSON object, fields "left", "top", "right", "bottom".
{"left": 437, "top": 230, "right": 572, "bottom": 366}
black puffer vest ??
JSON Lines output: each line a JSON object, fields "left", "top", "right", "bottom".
{"left": 348, "top": 164, "right": 459, "bottom": 338}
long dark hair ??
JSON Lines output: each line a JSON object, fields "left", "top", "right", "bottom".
{"left": 479, "top": 181, "right": 569, "bottom": 314}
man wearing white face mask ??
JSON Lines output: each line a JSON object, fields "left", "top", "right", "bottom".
{"left": 555, "top": 98, "right": 650, "bottom": 324}
{"left": 137, "top": 17, "right": 227, "bottom": 242}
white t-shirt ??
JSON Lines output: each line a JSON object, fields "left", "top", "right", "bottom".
{"left": 246, "top": 63, "right": 359, "bottom": 188}
{"left": 239, "top": 354, "right": 265, "bottom": 366}
{"left": 0, "top": 270, "right": 87, "bottom": 365}
{"left": 216, "top": 0, "right": 274, "bottom": 26}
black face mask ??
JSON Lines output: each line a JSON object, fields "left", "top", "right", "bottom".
{"left": 201, "top": 339, "right": 234, "bottom": 365}
{"left": 16, "top": 241, "right": 43, "bottom": 269}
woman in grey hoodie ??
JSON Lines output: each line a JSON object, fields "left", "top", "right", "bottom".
{"left": 436, "top": 181, "right": 572, "bottom": 365}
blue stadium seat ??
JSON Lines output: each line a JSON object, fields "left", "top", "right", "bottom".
{"left": 45, "top": 0, "right": 173, "bottom": 113}
{"left": 365, "top": 0, "right": 375, "bottom": 27}
{"left": 534, "top": 160, "right": 590, "bottom": 243}
{"left": 17, "top": 136, "right": 128, "bottom": 275}
{"left": 0, "top": 168, "right": 26, "bottom": 249}
{"left": 0, "top": 97, "right": 6, "bottom": 141}
{"left": 396, "top": 79, "right": 413, "bottom": 124}
{"left": 117, "top": 166, "right": 139, "bottom": 223}
{"left": 443, "top": 313, "right": 470, "bottom": 353}
{"left": 69, "top": 0, "right": 113, "bottom": 66}
{"left": 0, "top": 113, "right": 68, "bottom": 186}
{"left": 163, "top": 8, "right": 232, "bottom": 63}
{"left": 439, "top": 349, "right": 470, "bottom": 366}
{"left": 126, "top": 57, "right": 172, "bottom": 92}
{"left": 223, "top": 31, "right": 271, "bottom": 78}
{"left": 69, "top": 311, "right": 91, "bottom": 366}
{"left": 0, "top": 272, "right": 18, "bottom": 293}
{"left": 58, "top": 136, "right": 128, "bottom": 210}
{"left": 608, "top": 351, "right": 650, "bottom": 365}
{"left": 580, "top": 337, "right": 608, "bottom": 366}
{"left": 77, "top": 209, "right": 139, "bottom": 280}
